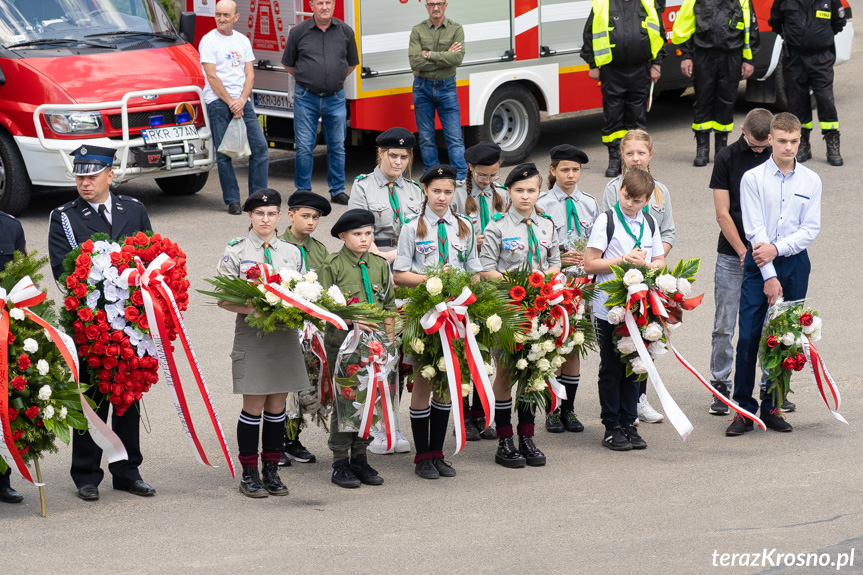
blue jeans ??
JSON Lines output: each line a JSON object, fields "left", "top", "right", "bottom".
{"left": 710, "top": 253, "right": 744, "bottom": 389}
{"left": 207, "top": 99, "right": 269, "bottom": 205}
{"left": 412, "top": 76, "right": 467, "bottom": 179}
{"left": 293, "top": 86, "right": 347, "bottom": 197}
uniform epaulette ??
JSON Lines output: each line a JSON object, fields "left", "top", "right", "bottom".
{"left": 116, "top": 195, "right": 141, "bottom": 204}
{"left": 539, "top": 213, "right": 553, "bottom": 220}
{"left": 411, "top": 180, "right": 423, "bottom": 189}
{"left": 494, "top": 182, "right": 507, "bottom": 190}
{"left": 491, "top": 213, "right": 504, "bottom": 222}
{"left": 0, "top": 212, "right": 16, "bottom": 220}
{"left": 367, "top": 251, "right": 387, "bottom": 263}
{"left": 228, "top": 237, "right": 243, "bottom": 246}
{"left": 355, "top": 174, "right": 368, "bottom": 181}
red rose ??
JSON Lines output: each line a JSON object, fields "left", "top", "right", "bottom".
{"left": 91, "top": 342, "right": 106, "bottom": 355}
{"left": 368, "top": 340, "right": 385, "bottom": 356}
{"left": 72, "top": 321, "right": 85, "bottom": 333}
{"left": 106, "top": 344, "right": 120, "bottom": 357}
{"left": 515, "top": 343, "right": 523, "bottom": 351}
{"left": 138, "top": 316, "right": 150, "bottom": 330}
{"left": 98, "top": 321, "right": 110, "bottom": 333}
{"left": 346, "top": 297, "right": 359, "bottom": 305}
{"left": 111, "top": 330, "right": 124, "bottom": 343}
{"left": 98, "top": 332, "right": 110, "bottom": 344}
{"left": 77, "top": 308, "right": 94, "bottom": 322}
{"left": 528, "top": 272, "right": 545, "bottom": 287}
{"left": 19, "top": 445, "right": 28, "bottom": 455}
{"left": 346, "top": 364, "right": 361, "bottom": 377}
{"left": 64, "top": 296, "right": 80, "bottom": 311}
{"left": 79, "top": 344, "right": 90, "bottom": 357}
{"left": 95, "top": 310, "right": 107, "bottom": 323}
{"left": 85, "top": 325, "right": 100, "bottom": 340}
{"left": 799, "top": 313, "right": 814, "bottom": 327}
{"left": 121, "top": 244, "right": 135, "bottom": 254}
{"left": 11, "top": 376, "right": 27, "bottom": 391}
{"left": 8, "top": 408, "right": 18, "bottom": 421}
{"left": 103, "top": 356, "right": 119, "bottom": 369}
{"left": 88, "top": 356, "right": 102, "bottom": 367}
{"left": 340, "top": 386, "right": 356, "bottom": 400}
{"left": 73, "top": 284, "right": 88, "bottom": 298}
{"left": 65, "top": 274, "right": 79, "bottom": 289}
{"left": 74, "top": 333, "right": 86, "bottom": 345}
{"left": 269, "top": 274, "right": 282, "bottom": 285}
{"left": 110, "top": 393, "right": 123, "bottom": 405}
{"left": 131, "top": 290, "right": 145, "bottom": 306}
{"left": 80, "top": 239, "right": 95, "bottom": 254}
{"left": 767, "top": 335, "right": 779, "bottom": 348}
{"left": 25, "top": 406, "right": 39, "bottom": 420}
{"left": 11, "top": 429, "right": 23, "bottom": 441}
{"left": 74, "top": 265, "right": 89, "bottom": 280}
{"left": 245, "top": 267, "right": 261, "bottom": 280}
{"left": 509, "top": 286, "right": 527, "bottom": 302}
{"left": 151, "top": 233, "right": 162, "bottom": 243}
{"left": 124, "top": 306, "right": 139, "bottom": 322}
{"left": 98, "top": 381, "right": 111, "bottom": 394}
{"left": 135, "top": 231, "right": 149, "bottom": 246}
{"left": 782, "top": 357, "right": 797, "bottom": 371}
{"left": 121, "top": 348, "right": 135, "bottom": 360}
{"left": 75, "top": 254, "right": 92, "bottom": 268}
{"left": 794, "top": 353, "right": 807, "bottom": 371}
{"left": 6, "top": 333, "right": 13, "bottom": 344}
{"left": 17, "top": 354, "right": 30, "bottom": 370}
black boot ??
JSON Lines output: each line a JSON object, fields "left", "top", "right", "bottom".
{"left": 518, "top": 435, "right": 547, "bottom": 466}
{"left": 824, "top": 130, "right": 843, "bottom": 166}
{"left": 261, "top": 461, "right": 289, "bottom": 496}
{"left": 714, "top": 131, "right": 728, "bottom": 157}
{"left": 350, "top": 454, "right": 384, "bottom": 485}
{"left": 605, "top": 143, "right": 622, "bottom": 177}
{"left": 797, "top": 128, "right": 812, "bottom": 162}
{"left": 239, "top": 465, "right": 269, "bottom": 498}
{"left": 331, "top": 458, "right": 361, "bottom": 488}
{"left": 693, "top": 131, "right": 710, "bottom": 167}
{"left": 494, "top": 436, "right": 526, "bottom": 468}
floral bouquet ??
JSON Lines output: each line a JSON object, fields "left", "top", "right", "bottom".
{"left": 499, "top": 268, "right": 596, "bottom": 413}
{"left": 759, "top": 299, "right": 843, "bottom": 422}
{"left": 396, "top": 267, "right": 521, "bottom": 451}
{"left": 286, "top": 322, "right": 334, "bottom": 440}
{"left": 200, "top": 266, "right": 382, "bottom": 335}
{"left": 332, "top": 329, "right": 399, "bottom": 449}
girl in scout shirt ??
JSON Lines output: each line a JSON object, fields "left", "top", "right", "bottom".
{"left": 216, "top": 189, "right": 308, "bottom": 499}
{"left": 349, "top": 127, "right": 424, "bottom": 264}
{"left": 537, "top": 144, "right": 599, "bottom": 436}
{"left": 480, "top": 163, "right": 561, "bottom": 469}
{"left": 392, "top": 164, "right": 482, "bottom": 480}
{"left": 601, "top": 129, "right": 676, "bottom": 425}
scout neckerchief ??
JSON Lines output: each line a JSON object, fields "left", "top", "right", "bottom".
{"left": 357, "top": 258, "right": 374, "bottom": 303}
{"left": 522, "top": 217, "right": 541, "bottom": 268}
{"left": 262, "top": 242, "right": 273, "bottom": 265}
{"left": 614, "top": 201, "right": 644, "bottom": 248}
{"left": 564, "top": 194, "right": 582, "bottom": 237}
{"left": 387, "top": 182, "right": 404, "bottom": 226}
{"left": 437, "top": 218, "right": 449, "bottom": 266}
{"left": 297, "top": 244, "right": 307, "bottom": 270}
{"left": 478, "top": 193, "right": 490, "bottom": 233}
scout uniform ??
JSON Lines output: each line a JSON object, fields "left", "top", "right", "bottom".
{"left": 453, "top": 142, "right": 508, "bottom": 234}
{"left": 602, "top": 174, "right": 675, "bottom": 249}
{"left": 348, "top": 127, "right": 423, "bottom": 250}
{"left": 320, "top": 209, "right": 396, "bottom": 488}
{"left": 537, "top": 146, "right": 599, "bottom": 250}
{"left": 216, "top": 189, "right": 308, "bottom": 498}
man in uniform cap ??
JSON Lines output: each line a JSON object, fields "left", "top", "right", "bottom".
{"left": 48, "top": 144, "right": 156, "bottom": 502}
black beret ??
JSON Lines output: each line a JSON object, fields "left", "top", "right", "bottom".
{"left": 376, "top": 127, "right": 415, "bottom": 149}
{"left": 463, "top": 142, "right": 502, "bottom": 166}
{"left": 331, "top": 209, "right": 375, "bottom": 238}
{"left": 419, "top": 164, "right": 458, "bottom": 184}
{"left": 549, "top": 144, "right": 589, "bottom": 165}
{"left": 288, "top": 190, "right": 332, "bottom": 216}
{"left": 504, "top": 163, "right": 541, "bottom": 188}
{"left": 243, "top": 188, "right": 282, "bottom": 212}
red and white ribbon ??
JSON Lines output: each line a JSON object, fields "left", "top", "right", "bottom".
{"left": 251, "top": 263, "right": 348, "bottom": 331}
{"left": 547, "top": 376, "right": 566, "bottom": 413}
{"left": 546, "top": 273, "right": 571, "bottom": 343}
{"left": 357, "top": 347, "right": 396, "bottom": 451}
{"left": 0, "top": 278, "right": 127, "bottom": 484}
{"left": 303, "top": 322, "right": 333, "bottom": 405}
{"left": 802, "top": 339, "right": 847, "bottom": 424}
{"left": 420, "top": 287, "right": 495, "bottom": 455}
{"left": 120, "top": 254, "right": 235, "bottom": 479}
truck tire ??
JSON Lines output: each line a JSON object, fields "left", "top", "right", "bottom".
{"left": 0, "top": 131, "right": 32, "bottom": 216}
{"left": 465, "top": 83, "right": 540, "bottom": 165}
{"left": 155, "top": 172, "right": 209, "bottom": 195}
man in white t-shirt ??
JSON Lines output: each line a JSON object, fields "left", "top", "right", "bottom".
{"left": 200, "top": 0, "right": 269, "bottom": 215}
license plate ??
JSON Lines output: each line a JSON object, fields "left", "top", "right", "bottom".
{"left": 141, "top": 125, "right": 199, "bottom": 144}
{"left": 254, "top": 92, "right": 292, "bottom": 111}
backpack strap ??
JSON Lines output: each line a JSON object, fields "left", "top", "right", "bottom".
{"left": 605, "top": 208, "right": 656, "bottom": 246}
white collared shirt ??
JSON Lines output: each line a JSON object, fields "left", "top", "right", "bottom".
{"left": 87, "top": 198, "right": 112, "bottom": 224}
{"left": 741, "top": 156, "right": 821, "bottom": 280}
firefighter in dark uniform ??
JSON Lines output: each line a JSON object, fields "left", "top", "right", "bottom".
{"left": 769, "top": 0, "right": 847, "bottom": 166}
{"left": 0, "top": 211, "right": 26, "bottom": 504}
{"left": 47, "top": 145, "right": 155, "bottom": 502}
{"left": 581, "top": 0, "right": 667, "bottom": 177}
{"left": 672, "top": 0, "right": 760, "bottom": 167}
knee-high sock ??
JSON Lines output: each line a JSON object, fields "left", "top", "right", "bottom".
{"left": 517, "top": 403, "right": 535, "bottom": 437}
{"left": 495, "top": 398, "right": 513, "bottom": 438}
{"left": 261, "top": 409, "right": 286, "bottom": 463}
{"left": 410, "top": 407, "right": 431, "bottom": 457}
{"left": 429, "top": 401, "right": 451, "bottom": 454}
{"left": 237, "top": 410, "right": 261, "bottom": 467}
{"left": 558, "top": 374, "right": 580, "bottom": 411}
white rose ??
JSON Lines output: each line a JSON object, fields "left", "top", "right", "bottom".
{"left": 538, "top": 324, "right": 549, "bottom": 336}
{"left": 486, "top": 314, "right": 502, "bottom": 333}
{"left": 283, "top": 270, "right": 303, "bottom": 283}
{"left": 781, "top": 332, "right": 795, "bottom": 346}
{"left": 677, "top": 278, "right": 692, "bottom": 296}
{"left": 550, "top": 325, "right": 564, "bottom": 338}
{"left": 648, "top": 341, "right": 667, "bottom": 359}
{"left": 572, "top": 331, "right": 585, "bottom": 345}
{"left": 294, "top": 281, "right": 322, "bottom": 302}
{"left": 513, "top": 332, "right": 526, "bottom": 344}
{"left": 426, "top": 277, "right": 443, "bottom": 296}
{"left": 470, "top": 322, "right": 481, "bottom": 336}
{"left": 515, "top": 359, "right": 528, "bottom": 370}
{"left": 630, "top": 357, "right": 647, "bottom": 374}
{"left": 560, "top": 344, "right": 575, "bottom": 355}
{"left": 551, "top": 356, "right": 565, "bottom": 368}
{"left": 607, "top": 306, "right": 626, "bottom": 325}
{"left": 656, "top": 274, "right": 678, "bottom": 294}
{"left": 264, "top": 291, "right": 281, "bottom": 306}
{"left": 528, "top": 330, "right": 541, "bottom": 341}
{"left": 643, "top": 322, "right": 663, "bottom": 342}
{"left": 59, "top": 406, "right": 68, "bottom": 420}
{"left": 537, "top": 358, "right": 551, "bottom": 372}
{"left": 303, "top": 270, "right": 318, "bottom": 283}
{"left": 531, "top": 317, "right": 539, "bottom": 331}
{"left": 530, "top": 344, "right": 542, "bottom": 356}
{"left": 23, "top": 338, "right": 38, "bottom": 353}
{"left": 420, "top": 365, "right": 436, "bottom": 379}
{"left": 43, "top": 405, "right": 55, "bottom": 420}
{"left": 802, "top": 316, "right": 822, "bottom": 335}
{"left": 530, "top": 378, "right": 548, "bottom": 392}
{"left": 37, "top": 359, "right": 50, "bottom": 376}
{"left": 9, "top": 308, "right": 24, "bottom": 321}
{"left": 617, "top": 336, "right": 637, "bottom": 355}
{"left": 461, "top": 383, "right": 472, "bottom": 397}
{"left": 437, "top": 356, "right": 447, "bottom": 372}
{"left": 809, "top": 329, "right": 821, "bottom": 343}
{"left": 38, "top": 385, "right": 52, "bottom": 400}
{"left": 327, "top": 285, "right": 347, "bottom": 305}
{"left": 410, "top": 339, "right": 425, "bottom": 354}
{"left": 623, "top": 268, "right": 644, "bottom": 286}
{"left": 485, "top": 363, "right": 494, "bottom": 376}
{"left": 542, "top": 340, "right": 556, "bottom": 353}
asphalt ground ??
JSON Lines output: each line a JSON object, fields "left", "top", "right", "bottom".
{"left": 2, "top": 29, "right": 862, "bottom": 575}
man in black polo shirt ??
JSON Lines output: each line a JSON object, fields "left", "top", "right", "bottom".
{"left": 708, "top": 108, "right": 776, "bottom": 418}
{"left": 282, "top": 0, "right": 359, "bottom": 205}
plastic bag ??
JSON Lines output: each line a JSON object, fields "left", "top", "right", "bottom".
{"left": 217, "top": 117, "right": 252, "bottom": 158}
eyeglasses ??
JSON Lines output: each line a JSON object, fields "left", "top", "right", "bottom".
{"left": 744, "top": 134, "right": 769, "bottom": 151}
{"left": 426, "top": 2, "right": 446, "bottom": 8}
{"left": 474, "top": 172, "right": 500, "bottom": 182}
{"left": 252, "top": 210, "right": 280, "bottom": 219}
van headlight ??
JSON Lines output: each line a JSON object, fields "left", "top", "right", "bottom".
{"left": 46, "top": 111, "right": 103, "bottom": 134}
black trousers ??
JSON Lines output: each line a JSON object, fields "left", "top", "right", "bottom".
{"left": 692, "top": 50, "right": 742, "bottom": 132}
{"left": 782, "top": 49, "right": 838, "bottom": 131}
{"left": 70, "top": 370, "right": 143, "bottom": 488}
{"left": 597, "top": 319, "right": 640, "bottom": 429}
{"left": 600, "top": 64, "right": 650, "bottom": 145}
{"left": 0, "top": 468, "right": 10, "bottom": 488}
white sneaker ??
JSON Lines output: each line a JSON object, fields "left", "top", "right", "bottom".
{"left": 367, "top": 428, "right": 392, "bottom": 454}
{"left": 637, "top": 394, "right": 665, "bottom": 423}
{"left": 394, "top": 430, "right": 411, "bottom": 453}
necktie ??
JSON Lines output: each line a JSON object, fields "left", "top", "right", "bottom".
{"left": 523, "top": 218, "right": 540, "bottom": 268}
{"left": 98, "top": 204, "right": 112, "bottom": 235}
{"left": 479, "top": 194, "right": 490, "bottom": 233}
{"left": 263, "top": 242, "right": 273, "bottom": 265}
{"left": 387, "top": 182, "right": 403, "bottom": 226}
{"left": 437, "top": 219, "right": 448, "bottom": 266}
{"left": 358, "top": 260, "right": 374, "bottom": 304}
{"left": 565, "top": 197, "right": 581, "bottom": 237}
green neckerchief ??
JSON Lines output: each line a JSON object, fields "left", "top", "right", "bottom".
{"left": 479, "top": 194, "right": 490, "bottom": 232}
{"left": 565, "top": 196, "right": 582, "bottom": 237}
{"left": 285, "top": 228, "right": 308, "bottom": 270}
{"left": 614, "top": 201, "right": 644, "bottom": 248}
{"left": 387, "top": 182, "right": 403, "bottom": 226}
{"left": 357, "top": 258, "right": 374, "bottom": 304}
{"left": 522, "top": 217, "right": 541, "bottom": 268}
{"left": 263, "top": 242, "right": 273, "bottom": 265}
{"left": 437, "top": 218, "right": 449, "bottom": 266}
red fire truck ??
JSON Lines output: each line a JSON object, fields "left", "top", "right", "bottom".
{"left": 188, "top": 0, "right": 853, "bottom": 165}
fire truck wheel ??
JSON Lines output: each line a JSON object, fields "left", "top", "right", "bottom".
{"left": 155, "top": 172, "right": 209, "bottom": 196}
{"left": 465, "top": 83, "right": 539, "bottom": 165}
{"left": 0, "top": 130, "right": 32, "bottom": 217}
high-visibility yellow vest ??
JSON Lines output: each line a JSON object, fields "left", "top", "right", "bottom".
{"left": 671, "top": 0, "right": 753, "bottom": 60}
{"left": 591, "top": 0, "right": 664, "bottom": 67}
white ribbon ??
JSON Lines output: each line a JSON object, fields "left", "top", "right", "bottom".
{"left": 801, "top": 339, "right": 847, "bottom": 424}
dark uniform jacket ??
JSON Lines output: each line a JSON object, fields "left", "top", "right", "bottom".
{"left": 0, "top": 211, "right": 26, "bottom": 268}
{"left": 580, "top": 0, "right": 668, "bottom": 68}
{"left": 48, "top": 194, "right": 152, "bottom": 280}
{"left": 680, "top": 0, "right": 761, "bottom": 58}
{"left": 769, "top": 0, "right": 846, "bottom": 54}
